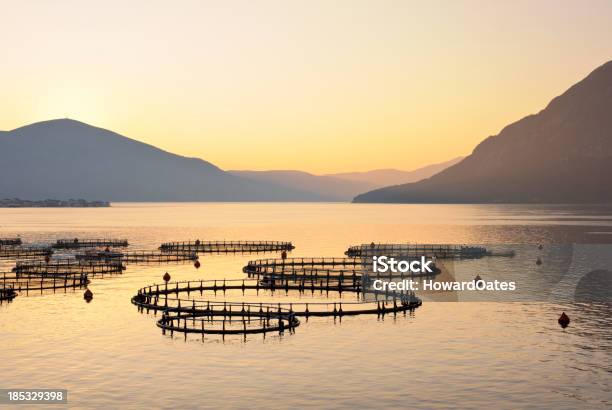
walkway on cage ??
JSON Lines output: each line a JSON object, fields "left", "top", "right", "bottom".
{"left": 52, "top": 238, "right": 129, "bottom": 249}
{"left": 243, "top": 257, "right": 441, "bottom": 278}
{"left": 157, "top": 304, "right": 299, "bottom": 336}
{"left": 0, "top": 246, "right": 53, "bottom": 259}
{"left": 243, "top": 257, "right": 366, "bottom": 275}
{"left": 13, "top": 259, "right": 125, "bottom": 277}
{"left": 76, "top": 250, "right": 198, "bottom": 264}
{"left": 0, "top": 271, "right": 89, "bottom": 294}
{"left": 0, "top": 238, "right": 22, "bottom": 246}
{"left": 159, "top": 240, "right": 294, "bottom": 254}
{"left": 132, "top": 278, "right": 420, "bottom": 318}
{"left": 345, "top": 243, "right": 515, "bottom": 258}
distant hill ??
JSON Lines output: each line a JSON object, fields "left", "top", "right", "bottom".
{"left": 0, "top": 119, "right": 463, "bottom": 203}
{"left": 0, "top": 119, "right": 319, "bottom": 202}
{"left": 354, "top": 60, "right": 612, "bottom": 204}
{"left": 229, "top": 170, "right": 378, "bottom": 201}
{"left": 327, "top": 157, "right": 464, "bottom": 186}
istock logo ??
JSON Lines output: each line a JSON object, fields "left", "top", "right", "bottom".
{"left": 372, "top": 255, "right": 434, "bottom": 274}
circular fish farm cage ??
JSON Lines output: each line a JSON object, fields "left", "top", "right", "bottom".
{"left": 76, "top": 250, "right": 198, "bottom": 265}
{"left": 0, "top": 271, "right": 89, "bottom": 294}
{"left": 132, "top": 278, "right": 421, "bottom": 320}
{"left": 13, "top": 260, "right": 125, "bottom": 277}
{"left": 0, "top": 246, "right": 53, "bottom": 260}
{"left": 345, "top": 243, "right": 514, "bottom": 258}
{"left": 52, "top": 238, "right": 129, "bottom": 249}
{"left": 244, "top": 257, "right": 366, "bottom": 275}
{"left": 0, "top": 284, "right": 17, "bottom": 302}
{"left": 159, "top": 240, "right": 295, "bottom": 254}
{"left": 243, "top": 257, "right": 441, "bottom": 278}
{"left": 0, "top": 238, "right": 22, "bottom": 246}
{"left": 157, "top": 305, "right": 299, "bottom": 336}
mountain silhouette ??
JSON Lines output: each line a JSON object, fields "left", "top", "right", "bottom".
{"left": 231, "top": 158, "right": 461, "bottom": 201}
{"left": 0, "top": 119, "right": 319, "bottom": 201}
{"left": 229, "top": 170, "right": 377, "bottom": 201}
{"left": 327, "top": 157, "right": 464, "bottom": 186}
{"left": 354, "top": 60, "right": 612, "bottom": 204}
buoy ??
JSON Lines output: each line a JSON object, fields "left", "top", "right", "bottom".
{"left": 538, "top": 244, "right": 543, "bottom": 250}
{"left": 84, "top": 288, "right": 93, "bottom": 302}
{"left": 194, "top": 260, "right": 201, "bottom": 269}
{"left": 195, "top": 239, "right": 200, "bottom": 246}
{"left": 558, "top": 312, "right": 570, "bottom": 328}
{"left": 105, "top": 246, "right": 110, "bottom": 252}
{"left": 281, "top": 250, "right": 287, "bottom": 260}
{"left": 44, "top": 255, "right": 51, "bottom": 264}
{"left": 370, "top": 242, "right": 376, "bottom": 249}
{"left": 536, "top": 257, "right": 542, "bottom": 265}
{"left": 163, "top": 272, "right": 171, "bottom": 282}
{"left": 73, "top": 238, "right": 79, "bottom": 243}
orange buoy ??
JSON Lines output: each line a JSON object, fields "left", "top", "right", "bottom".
{"left": 558, "top": 312, "right": 570, "bottom": 328}
{"left": 194, "top": 260, "right": 201, "bottom": 269}
{"left": 84, "top": 288, "right": 93, "bottom": 302}
{"left": 536, "top": 257, "right": 542, "bottom": 265}
{"left": 163, "top": 272, "right": 171, "bottom": 282}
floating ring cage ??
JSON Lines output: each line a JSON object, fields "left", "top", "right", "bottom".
{"left": 159, "top": 240, "right": 294, "bottom": 254}
{"left": 0, "top": 238, "right": 22, "bottom": 246}
{"left": 52, "top": 239, "right": 129, "bottom": 249}
{"left": 157, "top": 304, "right": 299, "bottom": 336}
{"left": 132, "top": 278, "right": 420, "bottom": 320}
{"left": 345, "top": 243, "right": 515, "bottom": 258}
{"left": 243, "top": 257, "right": 440, "bottom": 278}
{"left": 243, "top": 257, "right": 365, "bottom": 275}
{"left": 0, "top": 284, "right": 17, "bottom": 302}
{"left": 13, "top": 260, "right": 125, "bottom": 277}
{"left": 0, "top": 271, "right": 89, "bottom": 294}
{"left": 76, "top": 250, "right": 198, "bottom": 265}
{"left": 0, "top": 246, "right": 53, "bottom": 259}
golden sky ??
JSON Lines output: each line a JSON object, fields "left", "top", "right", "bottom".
{"left": 1, "top": 0, "right": 611, "bottom": 173}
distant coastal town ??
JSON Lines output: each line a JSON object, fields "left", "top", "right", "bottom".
{"left": 0, "top": 198, "right": 110, "bottom": 208}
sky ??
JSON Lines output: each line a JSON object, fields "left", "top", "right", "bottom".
{"left": 1, "top": 0, "right": 611, "bottom": 174}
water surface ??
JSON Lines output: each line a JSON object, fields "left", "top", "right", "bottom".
{"left": 1, "top": 203, "right": 610, "bottom": 409}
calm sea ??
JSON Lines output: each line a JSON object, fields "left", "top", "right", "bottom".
{"left": 0, "top": 203, "right": 610, "bottom": 409}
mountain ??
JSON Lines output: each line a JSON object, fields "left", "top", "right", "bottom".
{"left": 0, "top": 119, "right": 320, "bottom": 202}
{"left": 229, "top": 170, "right": 378, "bottom": 201}
{"left": 230, "top": 158, "right": 462, "bottom": 202}
{"left": 327, "top": 157, "right": 464, "bottom": 186}
{"left": 354, "top": 60, "right": 612, "bottom": 204}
